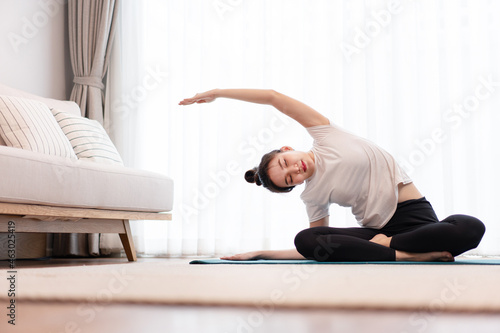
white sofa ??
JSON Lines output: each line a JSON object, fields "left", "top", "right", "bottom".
{"left": 0, "top": 83, "right": 173, "bottom": 261}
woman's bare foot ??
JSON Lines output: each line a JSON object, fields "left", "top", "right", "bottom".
{"left": 396, "top": 250, "right": 454, "bottom": 262}
{"left": 370, "top": 234, "right": 392, "bottom": 247}
{"left": 370, "top": 234, "right": 455, "bottom": 262}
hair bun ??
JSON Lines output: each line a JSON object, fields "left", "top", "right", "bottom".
{"left": 244, "top": 168, "right": 262, "bottom": 186}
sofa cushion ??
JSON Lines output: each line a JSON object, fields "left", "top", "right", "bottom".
{"left": 0, "top": 83, "right": 81, "bottom": 116}
{"left": 0, "top": 145, "right": 173, "bottom": 212}
{"left": 51, "top": 109, "right": 124, "bottom": 165}
{"left": 0, "top": 95, "right": 77, "bottom": 159}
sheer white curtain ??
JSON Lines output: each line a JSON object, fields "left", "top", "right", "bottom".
{"left": 106, "top": 0, "right": 500, "bottom": 257}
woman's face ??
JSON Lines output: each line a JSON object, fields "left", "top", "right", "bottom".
{"left": 267, "top": 148, "right": 315, "bottom": 188}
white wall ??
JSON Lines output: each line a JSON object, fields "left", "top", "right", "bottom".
{"left": 0, "top": 0, "right": 71, "bottom": 100}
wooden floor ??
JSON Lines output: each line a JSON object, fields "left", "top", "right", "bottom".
{"left": 2, "top": 258, "right": 500, "bottom": 333}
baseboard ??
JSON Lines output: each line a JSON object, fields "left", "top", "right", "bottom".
{"left": 0, "top": 232, "right": 47, "bottom": 259}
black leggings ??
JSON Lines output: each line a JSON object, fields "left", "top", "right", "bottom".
{"left": 294, "top": 197, "right": 485, "bottom": 262}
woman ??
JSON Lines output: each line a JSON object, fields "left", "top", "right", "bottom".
{"left": 179, "top": 89, "right": 485, "bottom": 262}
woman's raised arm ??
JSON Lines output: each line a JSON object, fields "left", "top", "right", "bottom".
{"left": 179, "top": 89, "right": 330, "bottom": 128}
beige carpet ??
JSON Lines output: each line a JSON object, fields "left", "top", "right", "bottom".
{"left": 2, "top": 258, "right": 500, "bottom": 312}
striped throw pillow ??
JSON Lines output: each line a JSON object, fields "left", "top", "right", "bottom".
{"left": 0, "top": 95, "right": 77, "bottom": 158}
{"left": 51, "top": 109, "right": 124, "bottom": 165}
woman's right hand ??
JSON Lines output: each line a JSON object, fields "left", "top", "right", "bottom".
{"left": 220, "top": 251, "right": 262, "bottom": 261}
{"left": 179, "top": 89, "right": 218, "bottom": 105}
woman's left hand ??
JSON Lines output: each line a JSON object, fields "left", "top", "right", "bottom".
{"left": 179, "top": 90, "right": 218, "bottom": 105}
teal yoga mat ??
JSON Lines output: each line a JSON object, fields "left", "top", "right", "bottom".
{"left": 189, "top": 258, "right": 500, "bottom": 265}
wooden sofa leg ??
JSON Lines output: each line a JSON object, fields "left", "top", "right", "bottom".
{"left": 119, "top": 219, "right": 137, "bottom": 262}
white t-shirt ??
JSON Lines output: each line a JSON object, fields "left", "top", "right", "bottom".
{"left": 300, "top": 123, "right": 412, "bottom": 229}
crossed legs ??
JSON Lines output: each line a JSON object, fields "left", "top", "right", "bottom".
{"left": 294, "top": 199, "right": 485, "bottom": 262}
